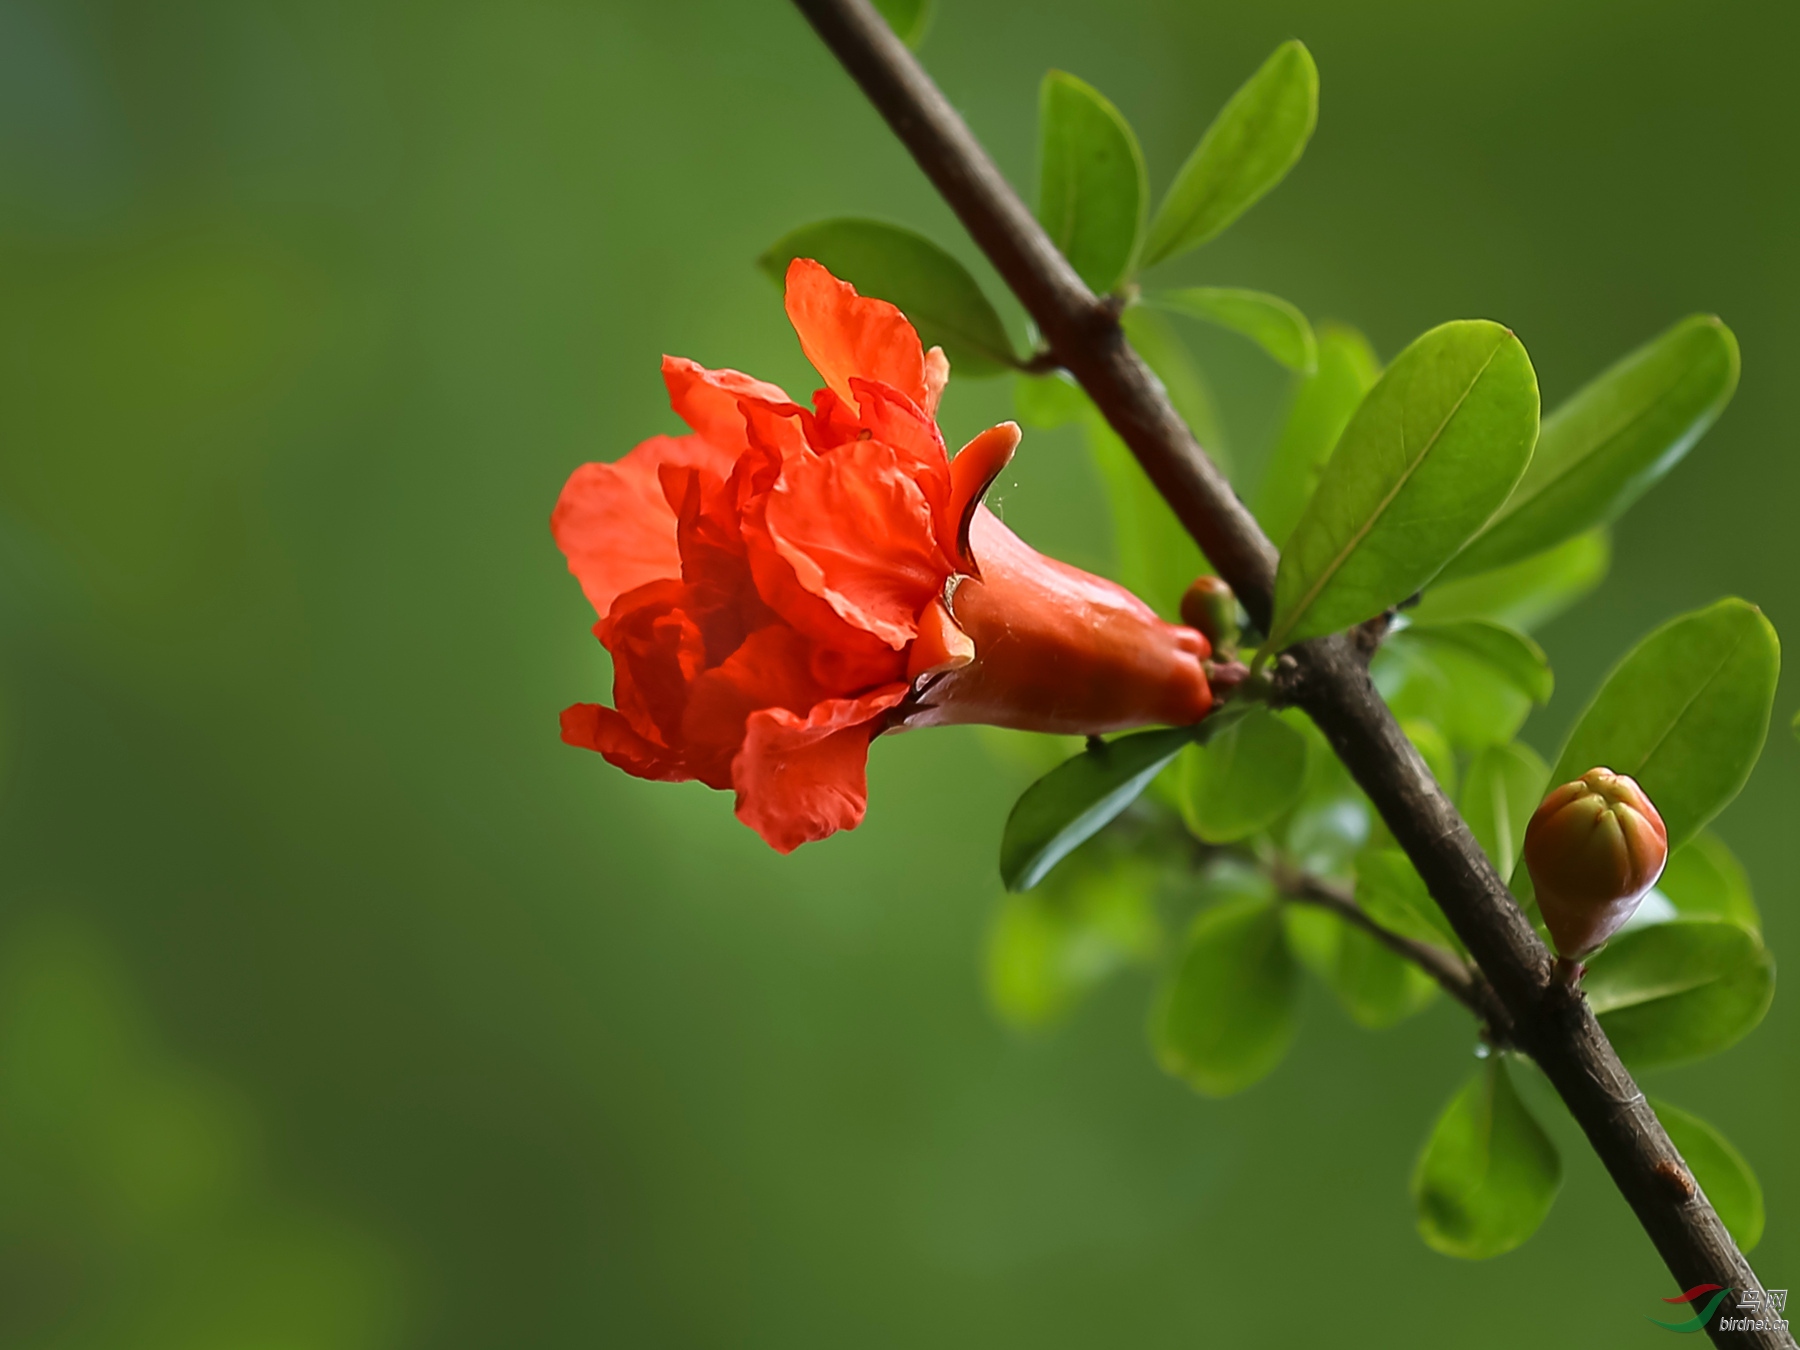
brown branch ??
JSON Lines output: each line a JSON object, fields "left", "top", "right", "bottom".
{"left": 790, "top": 3, "right": 1787, "bottom": 1343}
{"left": 1271, "top": 865, "right": 1513, "bottom": 1041}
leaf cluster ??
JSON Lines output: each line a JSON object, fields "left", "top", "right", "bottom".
{"left": 771, "top": 15, "right": 1776, "bottom": 1264}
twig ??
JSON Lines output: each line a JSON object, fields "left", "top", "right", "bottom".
{"left": 790, "top": 3, "right": 1785, "bottom": 1342}
{"left": 1270, "top": 864, "right": 1513, "bottom": 1042}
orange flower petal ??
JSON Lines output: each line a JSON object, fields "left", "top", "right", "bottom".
{"left": 680, "top": 625, "right": 823, "bottom": 789}
{"left": 732, "top": 683, "right": 910, "bottom": 853}
{"left": 921, "top": 346, "right": 950, "bottom": 417}
{"left": 907, "top": 593, "right": 975, "bottom": 681}
{"left": 763, "top": 437, "right": 950, "bottom": 648}
{"left": 662, "top": 356, "right": 797, "bottom": 447}
{"left": 851, "top": 377, "right": 952, "bottom": 513}
{"left": 941, "top": 421, "right": 1020, "bottom": 571}
{"left": 561, "top": 703, "right": 690, "bottom": 782}
{"left": 552, "top": 433, "right": 737, "bottom": 619}
{"left": 784, "top": 259, "right": 926, "bottom": 414}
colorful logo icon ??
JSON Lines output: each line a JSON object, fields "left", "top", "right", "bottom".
{"left": 1649, "top": 1285, "right": 1732, "bottom": 1334}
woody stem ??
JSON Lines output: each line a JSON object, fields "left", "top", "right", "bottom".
{"left": 791, "top": 2, "right": 1788, "bottom": 1343}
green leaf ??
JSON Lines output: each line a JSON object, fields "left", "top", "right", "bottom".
{"left": 1459, "top": 742, "right": 1550, "bottom": 880}
{"left": 1655, "top": 832, "right": 1760, "bottom": 933}
{"left": 759, "top": 219, "right": 1017, "bottom": 374}
{"left": 1257, "top": 324, "right": 1380, "bottom": 549}
{"left": 1412, "top": 530, "right": 1610, "bottom": 632}
{"left": 1378, "top": 622, "right": 1551, "bottom": 753}
{"left": 1012, "top": 371, "right": 1092, "bottom": 430}
{"left": 1652, "top": 1099, "right": 1765, "bottom": 1252}
{"left": 1266, "top": 321, "right": 1540, "bottom": 650}
{"left": 1141, "top": 40, "right": 1318, "bottom": 267}
{"left": 1278, "top": 719, "right": 1372, "bottom": 878}
{"left": 1147, "top": 287, "right": 1317, "bottom": 371}
{"left": 1585, "top": 921, "right": 1775, "bottom": 1069}
{"left": 1176, "top": 707, "right": 1309, "bottom": 843}
{"left": 1400, "top": 621, "right": 1553, "bottom": 705}
{"left": 1000, "top": 708, "right": 1248, "bottom": 891}
{"left": 1413, "top": 1059, "right": 1561, "bottom": 1260}
{"left": 985, "top": 836, "right": 1163, "bottom": 1029}
{"left": 1356, "top": 847, "right": 1457, "bottom": 950}
{"left": 1444, "top": 316, "right": 1740, "bottom": 580}
{"left": 1151, "top": 896, "right": 1298, "bottom": 1096}
{"left": 871, "top": 0, "right": 934, "bottom": 48}
{"left": 1037, "top": 72, "right": 1148, "bottom": 294}
{"left": 1328, "top": 926, "right": 1440, "bottom": 1029}
{"left": 1549, "top": 599, "right": 1780, "bottom": 852}
{"left": 1375, "top": 634, "right": 1533, "bottom": 751}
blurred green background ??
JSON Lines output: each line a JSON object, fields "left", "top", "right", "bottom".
{"left": 1, "top": 0, "right": 1795, "bottom": 1345}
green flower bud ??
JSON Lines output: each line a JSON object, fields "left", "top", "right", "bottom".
{"left": 1180, "top": 576, "right": 1240, "bottom": 654}
{"left": 1523, "top": 767, "right": 1668, "bottom": 961}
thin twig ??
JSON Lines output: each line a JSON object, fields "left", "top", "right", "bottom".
{"left": 790, "top": 4, "right": 1786, "bottom": 1342}
{"left": 1271, "top": 864, "right": 1513, "bottom": 1041}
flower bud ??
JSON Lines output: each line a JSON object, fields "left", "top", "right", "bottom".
{"left": 1180, "top": 576, "right": 1240, "bottom": 655}
{"left": 1523, "top": 767, "right": 1668, "bottom": 960}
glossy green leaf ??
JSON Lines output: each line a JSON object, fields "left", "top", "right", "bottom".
{"left": 1177, "top": 707, "right": 1309, "bottom": 843}
{"left": 758, "top": 218, "right": 1016, "bottom": 374}
{"left": 1444, "top": 316, "right": 1739, "bottom": 580}
{"left": 1585, "top": 921, "right": 1775, "bottom": 1069}
{"left": 1652, "top": 1099, "right": 1765, "bottom": 1252}
{"left": 1375, "top": 636, "right": 1530, "bottom": 751}
{"left": 1412, "top": 530, "right": 1610, "bottom": 632}
{"left": 1037, "top": 72, "right": 1147, "bottom": 294}
{"left": 1266, "top": 321, "right": 1539, "bottom": 650}
{"left": 1142, "top": 40, "right": 1318, "bottom": 267}
{"left": 872, "top": 0, "right": 934, "bottom": 48}
{"left": 1655, "top": 832, "right": 1760, "bottom": 933}
{"left": 1549, "top": 599, "right": 1779, "bottom": 851}
{"left": 1459, "top": 742, "right": 1549, "bottom": 880}
{"left": 1401, "top": 621, "right": 1552, "bottom": 705}
{"left": 1257, "top": 323, "right": 1381, "bottom": 548}
{"left": 1148, "top": 287, "right": 1316, "bottom": 370}
{"left": 1151, "top": 896, "right": 1298, "bottom": 1096}
{"left": 985, "top": 837, "right": 1163, "bottom": 1029}
{"left": 1413, "top": 1059, "right": 1561, "bottom": 1260}
{"left": 1001, "top": 708, "right": 1248, "bottom": 892}
{"left": 1357, "top": 847, "right": 1457, "bottom": 949}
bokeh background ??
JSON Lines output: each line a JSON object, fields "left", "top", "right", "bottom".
{"left": 2, "top": 0, "right": 1795, "bottom": 1345}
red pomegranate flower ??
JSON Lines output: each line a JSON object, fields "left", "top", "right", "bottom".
{"left": 553, "top": 260, "right": 1215, "bottom": 852}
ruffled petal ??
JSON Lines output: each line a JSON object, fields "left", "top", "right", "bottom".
{"left": 762, "top": 438, "right": 951, "bottom": 649}
{"left": 596, "top": 578, "right": 709, "bottom": 749}
{"left": 850, "top": 377, "right": 952, "bottom": 515}
{"left": 552, "top": 433, "right": 737, "bottom": 619}
{"left": 561, "top": 703, "right": 690, "bottom": 782}
{"left": 679, "top": 625, "right": 823, "bottom": 789}
{"left": 733, "top": 684, "right": 909, "bottom": 853}
{"left": 662, "top": 356, "right": 797, "bottom": 447}
{"left": 784, "top": 259, "right": 927, "bottom": 414}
